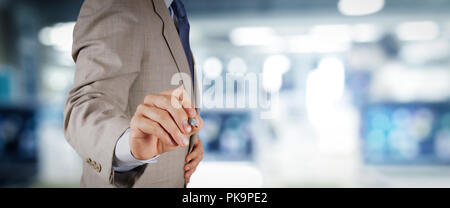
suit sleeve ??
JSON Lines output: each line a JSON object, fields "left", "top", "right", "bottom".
{"left": 63, "top": 0, "right": 145, "bottom": 185}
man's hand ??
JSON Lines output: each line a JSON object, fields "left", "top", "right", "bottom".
{"left": 185, "top": 137, "right": 204, "bottom": 183}
{"left": 129, "top": 88, "right": 203, "bottom": 160}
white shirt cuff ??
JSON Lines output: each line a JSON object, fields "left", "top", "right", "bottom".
{"left": 113, "top": 128, "right": 159, "bottom": 172}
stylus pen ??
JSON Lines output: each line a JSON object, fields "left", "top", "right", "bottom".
{"left": 188, "top": 118, "right": 198, "bottom": 128}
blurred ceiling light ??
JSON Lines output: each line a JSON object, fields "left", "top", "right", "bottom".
{"left": 400, "top": 41, "right": 449, "bottom": 64}
{"left": 286, "top": 35, "right": 314, "bottom": 53}
{"left": 227, "top": 57, "right": 247, "bottom": 75}
{"left": 262, "top": 55, "right": 291, "bottom": 92}
{"left": 309, "top": 25, "right": 351, "bottom": 53}
{"left": 396, "top": 21, "right": 440, "bottom": 41}
{"left": 338, "top": 0, "right": 384, "bottom": 16}
{"left": 351, "top": 24, "right": 380, "bottom": 42}
{"left": 371, "top": 64, "right": 450, "bottom": 102}
{"left": 311, "top": 24, "right": 351, "bottom": 42}
{"left": 203, "top": 57, "right": 223, "bottom": 79}
{"left": 39, "top": 22, "right": 75, "bottom": 52}
{"left": 43, "top": 67, "right": 73, "bottom": 92}
{"left": 287, "top": 35, "right": 350, "bottom": 54}
{"left": 229, "top": 27, "right": 280, "bottom": 46}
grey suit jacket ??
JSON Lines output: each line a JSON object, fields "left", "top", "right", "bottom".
{"left": 64, "top": 0, "right": 198, "bottom": 188}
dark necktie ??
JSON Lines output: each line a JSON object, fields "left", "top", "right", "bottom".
{"left": 171, "top": 0, "right": 194, "bottom": 85}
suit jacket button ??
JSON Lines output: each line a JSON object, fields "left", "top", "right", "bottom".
{"left": 86, "top": 158, "right": 92, "bottom": 165}
{"left": 96, "top": 164, "right": 102, "bottom": 173}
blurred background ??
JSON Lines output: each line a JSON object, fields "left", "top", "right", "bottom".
{"left": 0, "top": 0, "right": 450, "bottom": 187}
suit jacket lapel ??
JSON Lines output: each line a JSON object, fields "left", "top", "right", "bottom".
{"left": 152, "top": 0, "right": 192, "bottom": 87}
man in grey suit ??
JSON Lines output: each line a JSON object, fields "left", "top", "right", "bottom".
{"left": 64, "top": 0, "right": 204, "bottom": 187}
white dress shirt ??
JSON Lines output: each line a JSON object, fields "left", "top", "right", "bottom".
{"left": 113, "top": 0, "right": 175, "bottom": 172}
